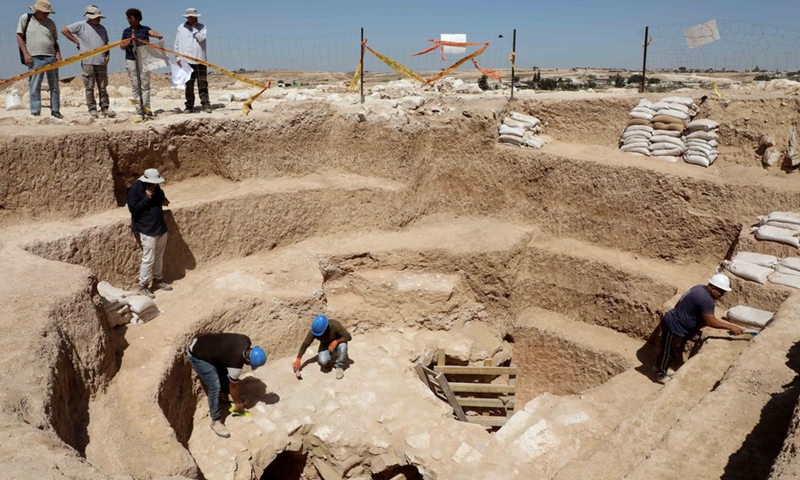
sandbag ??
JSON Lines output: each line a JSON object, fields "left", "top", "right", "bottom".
{"left": 503, "top": 117, "right": 531, "bottom": 129}
{"left": 5, "top": 89, "right": 23, "bottom": 111}
{"left": 776, "top": 264, "right": 800, "bottom": 277}
{"left": 624, "top": 147, "right": 651, "bottom": 156}
{"left": 725, "top": 260, "right": 774, "bottom": 284}
{"left": 629, "top": 111, "right": 654, "bottom": 121}
{"left": 724, "top": 305, "right": 774, "bottom": 329}
{"left": 526, "top": 137, "right": 545, "bottom": 149}
{"left": 655, "top": 109, "right": 690, "bottom": 121}
{"left": 761, "top": 211, "right": 800, "bottom": 225}
{"left": 627, "top": 118, "right": 651, "bottom": 127}
{"left": 650, "top": 142, "right": 685, "bottom": 153}
{"left": 510, "top": 111, "right": 540, "bottom": 127}
{"left": 626, "top": 125, "right": 653, "bottom": 133}
{"left": 652, "top": 155, "right": 679, "bottom": 163}
{"left": 499, "top": 124, "right": 526, "bottom": 137}
{"left": 652, "top": 147, "right": 684, "bottom": 157}
{"left": 650, "top": 135, "right": 685, "bottom": 147}
{"left": 685, "top": 130, "right": 718, "bottom": 141}
{"left": 621, "top": 141, "right": 650, "bottom": 150}
{"left": 499, "top": 134, "right": 525, "bottom": 146}
{"left": 653, "top": 129, "right": 681, "bottom": 138}
{"left": 781, "top": 257, "right": 800, "bottom": 271}
{"left": 637, "top": 99, "right": 652, "bottom": 108}
{"left": 684, "top": 155, "right": 711, "bottom": 167}
{"left": 650, "top": 101, "right": 669, "bottom": 110}
{"left": 687, "top": 118, "right": 720, "bottom": 131}
{"left": 652, "top": 115, "right": 686, "bottom": 126}
{"left": 769, "top": 272, "right": 800, "bottom": 289}
{"left": 653, "top": 122, "right": 685, "bottom": 132}
{"left": 760, "top": 220, "right": 800, "bottom": 232}
{"left": 631, "top": 106, "right": 655, "bottom": 114}
{"left": 754, "top": 225, "right": 800, "bottom": 247}
{"left": 662, "top": 96, "right": 694, "bottom": 106}
{"left": 733, "top": 251, "right": 778, "bottom": 268}
{"left": 622, "top": 130, "right": 651, "bottom": 140}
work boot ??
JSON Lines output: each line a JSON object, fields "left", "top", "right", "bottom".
{"left": 202, "top": 105, "right": 213, "bottom": 114}
{"left": 137, "top": 285, "right": 155, "bottom": 299}
{"left": 183, "top": 107, "right": 194, "bottom": 114}
{"left": 89, "top": 110, "right": 99, "bottom": 118}
{"left": 335, "top": 367, "right": 344, "bottom": 380}
{"left": 101, "top": 108, "right": 116, "bottom": 118}
{"left": 152, "top": 280, "right": 172, "bottom": 291}
{"left": 210, "top": 420, "right": 230, "bottom": 438}
{"left": 52, "top": 112, "right": 63, "bottom": 119}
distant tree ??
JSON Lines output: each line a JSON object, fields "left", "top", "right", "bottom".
{"left": 478, "top": 74, "right": 490, "bottom": 91}
{"left": 627, "top": 74, "right": 644, "bottom": 85}
{"left": 612, "top": 74, "right": 625, "bottom": 88}
{"left": 754, "top": 74, "right": 775, "bottom": 81}
{"left": 648, "top": 77, "right": 661, "bottom": 84}
{"left": 678, "top": 66, "right": 687, "bottom": 72}
{"left": 538, "top": 77, "right": 558, "bottom": 90}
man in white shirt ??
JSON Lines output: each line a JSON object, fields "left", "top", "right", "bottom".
{"left": 61, "top": 5, "right": 116, "bottom": 118}
{"left": 174, "top": 7, "right": 210, "bottom": 114}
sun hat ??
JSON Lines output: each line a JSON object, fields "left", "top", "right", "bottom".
{"left": 139, "top": 168, "right": 165, "bottom": 184}
{"left": 183, "top": 7, "right": 201, "bottom": 17}
{"left": 84, "top": 5, "right": 104, "bottom": 19}
{"left": 30, "top": 0, "right": 55, "bottom": 14}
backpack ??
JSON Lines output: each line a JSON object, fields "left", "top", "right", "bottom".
{"left": 18, "top": 13, "right": 33, "bottom": 65}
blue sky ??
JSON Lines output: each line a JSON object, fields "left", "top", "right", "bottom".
{"left": 2, "top": 1, "right": 800, "bottom": 79}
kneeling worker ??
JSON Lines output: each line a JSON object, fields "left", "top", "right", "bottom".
{"left": 656, "top": 273, "right": 743, "bottom": 384}
{"left": 187, "top": 333, "right": 267, "bottom": 438}
{"left": 292, "top": 315, "right": 351, "bottom": 380}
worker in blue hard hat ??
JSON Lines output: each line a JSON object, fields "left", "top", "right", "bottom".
{"left": 187, "top": 333, "right": 267, "bottom": 438}
{"left": 293, "top": 315, "right": 352, "bottom": 380}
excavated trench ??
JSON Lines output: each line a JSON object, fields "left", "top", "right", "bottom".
{"left": 4, "top": 96, "right": 800, "bottom": 479}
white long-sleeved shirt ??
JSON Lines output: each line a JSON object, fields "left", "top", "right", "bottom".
{"left": 174, "top": 21, "right": 206, "bottom": 63}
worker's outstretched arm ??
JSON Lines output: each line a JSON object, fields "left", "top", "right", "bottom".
{"left": 703, "top": 313, "right": 744, "bottom": 335}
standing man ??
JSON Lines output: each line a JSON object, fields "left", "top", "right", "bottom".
{"left": 61, "top": 5, "right": 116, "bottom": 118}
{"left": 17, "top": 0, "right": 62, "bottom": 118}
{"left": 655, "top": 274, "right": 743, "bottom": 384}
{"left": 174, "top": 7, "right": 211, "bottom": 114}
{"left": 292, "top": 315, "right": 352, "bottom": 380}
{"left": 120, "top": 8, "right": 162, "bottom": 117}
{"left": 187, "top": 333, "right": 267, "bottom": 438}
{"left": 127, "top": 168, "right": 171, "bottom": 298}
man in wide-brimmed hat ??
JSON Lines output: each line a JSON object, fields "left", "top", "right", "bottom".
{"left": 127, "top": 168, "right": 172, "bottom": 298}
{"left": 62, "top": 5, "right": 116, "bottom": 118}
{"left": 16, "top": 0, "right": 63, "bottom": 118}
{"left": 174, "top": 7, "right": 211, "bottom": 113}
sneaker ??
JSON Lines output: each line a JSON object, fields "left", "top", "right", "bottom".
{"left": 183, "top": 107, "right": 194, "bottom": 114}
{"left": 52, "top": 112, "right": 63, "bottom": 119}
{"left": 89, "top": 110, "right": 99, "bottom": 118}
{"left": 657, "top": 374, "right": 672, "bottom": 385}
{"left": 137, "top": 286, "right": 155, "bottom": 299}
{"left": 31, "top": 112, "right": 40, "bottom": 116}
{"left": 210, "top": 420, "right": 230, "bottom": 438}
{"left": 335, "top": 367, "right": 344, "bottom": 380}
{"left": 202, "top": 106, "right": 213, "bottom": 114}
{"left": 145, "top": 111, "right": 154, "bottom": 117}
{"left": 651, "top": 366, "right": 676, "bottom": 377}
{"left": 101, "top": 108, "right": 117, "bottom": 118}
{"left": 152, "top": 280, "right": 172, "bottom": 291}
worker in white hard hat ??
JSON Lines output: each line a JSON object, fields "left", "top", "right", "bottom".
{"left": 655, "top": 273, "right": 743, "bottom": 384}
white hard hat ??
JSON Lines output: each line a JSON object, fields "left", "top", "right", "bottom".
{"left": 708, "top": 273, "right": 732, "bottom": 292}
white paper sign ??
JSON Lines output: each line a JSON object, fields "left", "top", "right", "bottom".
{"left": 685, "top": 20, "right": 720, "bottom": 49}
{"left": 440, "top": 34, "right": 466, "bottom": 55}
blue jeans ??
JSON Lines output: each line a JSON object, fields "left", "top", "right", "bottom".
{"left": 189, "top": 354, "right": 229, "bottom": 421}
{"left": 318, "top": 342, "right": 348, "bottom": 369}
{"left": 29, "top": 56, "right": 60, "bottom": 115}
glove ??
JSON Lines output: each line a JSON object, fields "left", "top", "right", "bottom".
{"left": 328, "top": 340, "right": 339, "bottom": 353}
{"left": 292, "top": 357, "right": 301, "bottom": 370}
{"left": 229, "top": 405, "right": 250, "bottom": 417}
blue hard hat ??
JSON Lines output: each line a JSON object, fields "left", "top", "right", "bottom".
{"left": 311, "top": 315, "right": 329, "bottom": 337}
{"left": 249, "top": 346, "right": 267, "bottom": 369}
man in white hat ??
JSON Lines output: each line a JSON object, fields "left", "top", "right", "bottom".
{"left": 174, "top": 7, "right": 211, "bottom": 114}
{"left": 654, "top": 273, "right": 743, "bottom": 384}
{"left": 61, "top": 5, "right": 116, "bottom": 118}
{"left": 127, "top": 168, "right": 172, "bottom": 298}
{"left": 16, "top": 0, "right": 63, "bottom": 118}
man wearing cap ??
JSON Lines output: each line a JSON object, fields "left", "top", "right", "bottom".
{"left": 188, "top": 333, "right": 267, "bottom": 438}
{"left": 174, "top": 7, "right": 211, "bottom": 114}
{"left": 17, "top": 0, "right": 62, "bottom": 118}
{"left": 127, "top": 168, "right": 171, "bottom": 298}
{"left": 61, "top": 5, "right": 116, "bottom": 118}
{"left": 292, "top": 315, "right": 352, "bottom": 380}
{"left": 655, "top": 273, "right": 744, "bottom": 384}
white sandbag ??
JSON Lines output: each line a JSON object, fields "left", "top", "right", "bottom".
{"left": 776, "top": 264, "right": 800, "bottom": 277}
{"left": 724, "top": 260, "right": 774, "bottom": 284}
{"left": 622, "top": 136, "right": 651, "bottom": 146}
{"left": 621, "top": 142, "right": 650, "bottom": 151}
{"left": 684, "top": 155, "right": 711, "bottom": 167}
{"left": 652, "top": 148, "right": 684, "bottom": 157}
{"left": 769, "top": 272, "right": 800, "bottom": 289}
{"left": 631, "top": 106, "right": 655, "bottom": 114}
{"left": 761, "top": 220, "right": 800, "bottom": 232}
{"left": 97, "top": 281, "right": 135, "bottom": 302}
{"left": 5, "top": 89, "right": 24, "bottom": 111}
{"left": 685, "top": 148, "right": 712, "bottom": 158}
{"left": 653, "top": 129, "right": 682, "bottom": 138}
{"left": 650, "top": 142, "right": 685, "bottom": 153}
{"left": 637, "top": 99, "right": 652, "bottom": 108}
{"left": 624, "top": 147, "right": 651, "bottom": 156}
{"left": 666, "top": 102, "right": 691, "bottom": 113}
{"left": 652, "top": 155, "right": 679, "bottom": 163}
{"left": 724, "top": 305, "right": 774, "bottom": 329}
{"left": 526, "top": 137, "right": 545, "bottom": 149}
{"left": 754, "top": 225, "right": 800, "bottom": 247}
{"left": 499, "top": 124, "right": 526, "bottom": 137}
{"left": 655, "top": 109, "right": 690, "bottom": 121}
{"left": 687, "top": 118, "right": 720, "bottom": 131}
{"left": 499, "top": 134, "right": 525, "bottom": 146}
{"left": 685, "top": 130, "right": 718, "bottom": 141}
{"left": 629, "top": 111, "right": 654, "bottom": 121}
{"left": 781, "top": 257, "right": 800, "bottom": 271}
{"left": 650, "top": 101, "right": 669, "bottom": 110}
{"left": 217, "top": 92, "right": 234, "bottom": 102}
{"left": 662, "top": 96, "right": 695, "bottom": 107}
{"left": 622, "top": 130, "right": 651, "bottom": 141}
{"left": 707, "top": 152, "right": 719, "bottom": 162}
{"left": 761, "top": 211, "right": 800, "bottom": 226}
{"left": 107, "top": 305, "right": 132, "bottom": 328}
{"left": 503, "top": 117, "right": 532, "bottom": 129}
{"left": 126, "top": 295, "right": 157, "bottom": 315}
{"left": 685, "top": 140, "right": 715, "bottom": 152}
{"left": 733, "top": 251, "right": 778, "bottom": 268}
{"left": 509, "top": 111, "right": 540, "bottom": 127}
{"left": 650, "top": 135, "right": 685, "bottom": 147}
{"left": 626, "top": 125, "right": 653, "bottom": 133}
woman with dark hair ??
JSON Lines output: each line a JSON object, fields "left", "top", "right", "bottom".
{"left": 120, "top": 8, "right": 162, "bottom": 116}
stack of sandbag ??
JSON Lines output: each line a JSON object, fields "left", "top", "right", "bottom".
{"left": 648, "top": 97, "right": 693, "bottom": 161}
{"left": 683, "top": 119, "right": 720, "bottom": 167}
{"left": 97, "top": 280, "right": 163, "bottom": 325}
{"left": 723, "top": 305, "right": 774, "bottom": 330}
{"left": 723, "top": 252, "right": 776, "bottom": 284}
{"left": 770, "top": 256, "right": 800, "bottom": 289}
{"left": 620, "top": 99, "right": 654, "bottom": 156}
{"left": 753, "top": 211, "right": 800, "bottom": 248}
{"left": 498, "top": 111, "right": 547, "bottom": 149}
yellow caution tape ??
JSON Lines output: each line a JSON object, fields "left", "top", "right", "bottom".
{"left": 711, "top": 81, "right": 725, "bottom": 98}
{"left": 229, "top": 405, "right": 251, "bottom": 417}
{"left": 348, "top": 59, "right": 362, "bottom": 92}
{"left": 643, "top": 35, "right": 653, "bottom": 48}
{"left": 425, "top": 43, "right": 489, "bottom": 83}
{"left": 786, "top": 86, "right": 800, "bottom": 95}
{"left": 473, "top": 59, "right": 501, "bottom": 81}
{"left": 363, "top": 40, "right": 426, "bottom": 84}
{"left": 509, "top": 51, "right": 516, "bottom": 65}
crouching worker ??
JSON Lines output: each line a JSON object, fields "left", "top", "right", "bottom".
{"left": 655, "top": 274, "right": 743, "bottom": 384}
{"left": 292, "top": 315, "right": 351, "bottom": 380}
{"left": 187, "top": 333, "right": 266, "bottom": 438}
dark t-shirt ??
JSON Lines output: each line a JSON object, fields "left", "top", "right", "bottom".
{"left": 190, "top": 333, "right": 251, "bottom": 381}
{"left": 297, "top": 318, "right": 352, "bottom": 358}
{"left": 127, "top": 180, "right": 168, "bottom": 236}
{"left": 122, "top": 25, "right": 152, "bottom": 60}
{"left": 663, "top": 285, "right": 715, "bottom": 338}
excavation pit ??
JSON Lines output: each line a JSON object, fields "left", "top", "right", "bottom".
{"left": 3, "top": 85, "right": 800, "bottom": 480}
